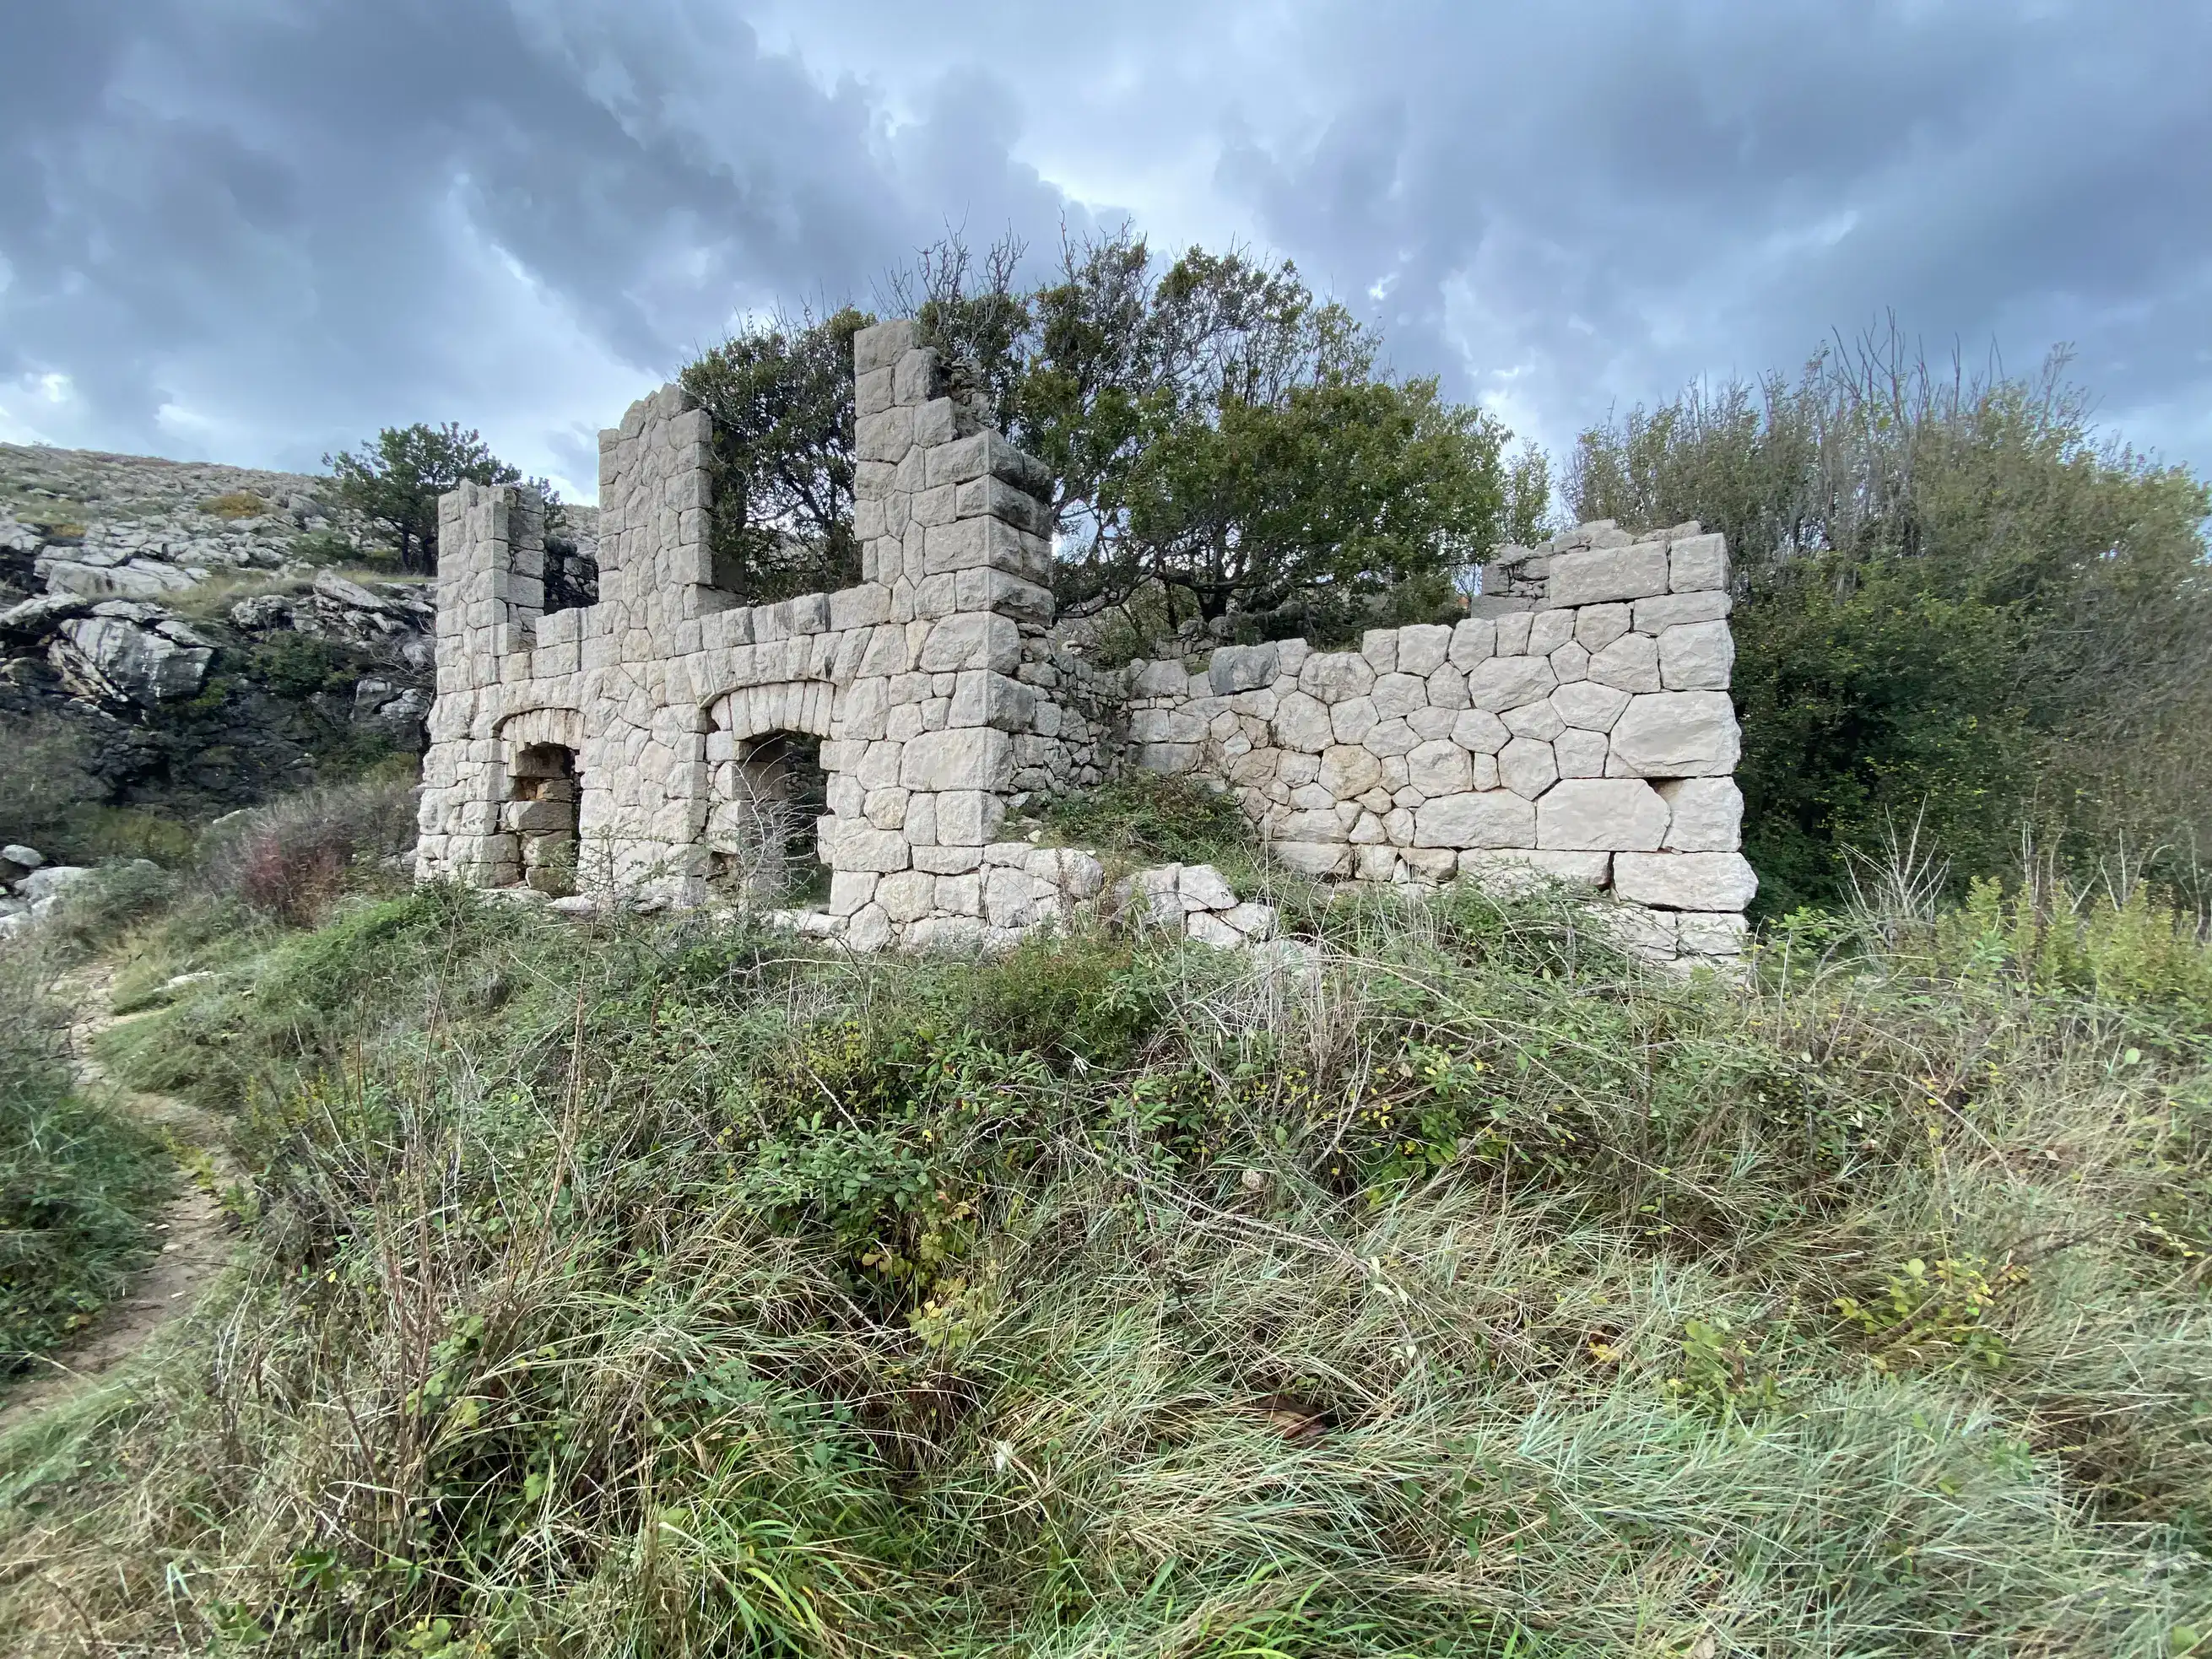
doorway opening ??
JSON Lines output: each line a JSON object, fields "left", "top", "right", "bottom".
{"left": 506, "top": 743, "right": 579, "bottom": 894}
{"left": 706, "top": 729, "right": 829, "bottom": 905}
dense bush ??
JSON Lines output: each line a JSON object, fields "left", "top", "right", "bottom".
{"left": 200, "top": 780, "right": 418, "bottom": 927}
{"left": 1571, "top": 331, "right": 2212, "bottom": 911}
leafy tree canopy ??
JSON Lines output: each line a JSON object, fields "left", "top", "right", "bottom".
{"left": 1571, "top": 328, "right": 2212, "bottom": 908}
{"left": 679, "top": 230, "right": 1528, "bottom": 635}
{"left": 325, "top": 423, "right": 531, "bottom": 575}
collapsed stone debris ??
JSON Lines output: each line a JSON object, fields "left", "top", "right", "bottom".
{"left": 416, "top": 321, "right": 1754, "bottom": 960}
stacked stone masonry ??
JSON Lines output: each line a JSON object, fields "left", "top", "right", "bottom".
{"left": 417, "top": 322, "right": 1753, "bottom": 960}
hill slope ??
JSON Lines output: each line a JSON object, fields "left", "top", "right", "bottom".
{"left": 2, "top": 865, "right": 2206, "bottom": 1656}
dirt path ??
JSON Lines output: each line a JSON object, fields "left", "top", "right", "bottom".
{"left": 0, "top": 967, "right": 239, "bottom": 1435}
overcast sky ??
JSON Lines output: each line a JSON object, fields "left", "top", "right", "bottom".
{"left": 3, "top": 0, "right": 2206, "bottom": 505}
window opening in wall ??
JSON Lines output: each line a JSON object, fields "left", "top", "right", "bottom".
{"left": 706, "top": 729, "right": 830, "bottom": 905}
{"left": 506, "top": 743, "right": 579, "bottom": 894}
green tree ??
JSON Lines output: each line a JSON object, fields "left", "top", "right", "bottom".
{"left": 678, "top": 308, "right": 868, "bottom": 604}
{"left": 325, "top": 423, "right": 523, "bottom": 574}
{"left": 1570, "top": 329, "right": 2212, "bottom": 906}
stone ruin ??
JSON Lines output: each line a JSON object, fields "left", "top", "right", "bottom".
{"left": 415, "top": 320, "right": 1755, "bottom": 963}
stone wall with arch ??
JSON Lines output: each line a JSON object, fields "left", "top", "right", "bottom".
{"left": 416, "top": 320, "right": 1751, "bottom": 962}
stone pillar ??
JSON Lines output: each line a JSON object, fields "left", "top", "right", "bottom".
{"left": 415, "top": 482, "right": 546, "bottom": 884}
{"left": 819, "top": 319, "right": 1059, "bottom": 947}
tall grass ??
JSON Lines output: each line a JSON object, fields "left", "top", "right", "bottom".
{"left": 1, "top": 876, "right": 2207, "bottom": 1655}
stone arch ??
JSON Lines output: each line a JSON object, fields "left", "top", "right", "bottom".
{"left": 703, "top": 679, "right": 836, "bottom": 743}
{"left": 495, "top": 705, "right": 587, "bottom": 751}
{"left": 700, "top": 682, "right": 836, "bottom": 903}
{"left": 492, "top": 708, "right": 587, "bottom": 893}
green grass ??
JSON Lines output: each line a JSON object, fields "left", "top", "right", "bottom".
{"left": 1, "top": 871, "right": 2208, "bottom": 1656}
{"left": 1041, "top": 771, "right": 1274, "bottom": 894}
{"left": 0, "top": 946, "right": 170, "bottom": 1382}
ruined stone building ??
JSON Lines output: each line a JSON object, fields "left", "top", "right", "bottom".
{"left": 415, "top": 320, "right": 1755, "bottom": 961}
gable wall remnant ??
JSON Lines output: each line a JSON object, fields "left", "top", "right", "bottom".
{"left": 417, "top": 321, "right": 1752, "bottom": 963}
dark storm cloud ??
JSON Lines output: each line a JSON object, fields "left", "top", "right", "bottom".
{"left": 0, "top": 0, "right": 1079, "bottom": 489}
{"left": 2, "top": 0, "right": 2204, "bottom": 492}
{"left": 1209, "top": 2, "right": 2212, "bottom": 467}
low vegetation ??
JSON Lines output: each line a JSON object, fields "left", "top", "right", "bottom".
{"left": 1, "top": 818, "right": 2206, "bottom": 1655}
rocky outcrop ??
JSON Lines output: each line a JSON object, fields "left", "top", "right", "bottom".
{"left": 1, "top": 444, "right": 464, "bottom": 829}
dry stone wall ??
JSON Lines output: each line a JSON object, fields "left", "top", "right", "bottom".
{"left": 417, "top": 325, "right": 1753, "bottom": 961}
{"left": 1105, "top": 523, "right": 1754, "bottom": 960}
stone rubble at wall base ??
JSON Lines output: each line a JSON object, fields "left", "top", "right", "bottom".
{"left": 415, "top": 322, "right": 1753, "bottom": 965}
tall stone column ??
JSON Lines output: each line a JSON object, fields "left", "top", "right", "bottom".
{"left": 818, "top": 320, "right": 1059, "bottom": 948}
{"left": 414, "top": 482, "right": 545, "bottom": 884}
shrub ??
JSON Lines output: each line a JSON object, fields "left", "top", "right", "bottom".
{"left": 200, "top": 491, "right": 268, "bottom": 520}
{"left": 241, "top": 633, "right": 354, "bottom": 699}
{"left": 202, "top": 781, "right": 419, "bottom": 927}
{"left": 1043, "top": 770, "right": 1255, "bottom": 867}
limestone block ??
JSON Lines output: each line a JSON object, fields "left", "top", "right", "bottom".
{"left": 1398, "top": 847, "right": 1457, "bottom": 881}
{"left": 1498, "top": 737, "right": 1559, "bottom": 798}
{"left": 1659, "top": 620, "right": 1733, "bottom": 689}
{"left": 1358, "top": 629, "right": 1398, "bottom": 674}
{"left": 1496, "top": 613, "right": 1534, "bottom": 655}
{"left": 1424, "top": 667, "right": 1470, "bottom": 711}
{"left": 1528, "top": 610, "right": 1575, "bottom": 657}
{"left": 828, "top": 825, "right": 911, "bottom": 873}
{"left": 955, "top": 568, "right": 1053, "bottom": 624}
{"left": 853, "top": 319, "right": 915, "bottom": 376}
{"left": 1279, "top": 808, "right": 1348, "bottom": 842}
{"left": 937, "top": 873, "right": 983, "bottom": 916}
{"left": 857, "top": 406, "right": 915, "bottom": 462}
{"left": 1536, "top": 778, "right": 1669, "bottom": 851}
{"left": 1451, "top": 707, "right": 1510, "bottom": 754}
{"left": 1272, "top": 691, "right": 1334, "bottom": 752}
{"left": 829, "top": 584, "right": 891, "bottom": 632}
{"left": 935, "top": 789, "right": 1007, "bottom": 847}
{"left": 914, "top": 844, "right": 984, "bottom": 874}
{"left": 912, "top": 398, "right": 956, "bottom": 448}
{"left": 1209, "top": 642, "right": 1280, "bottom": 694}
{"left": 1167, "top": 908, "right": 1234, "bottom": 948}
{"left": 1501, "top": 700, "right": 1566, "bottom": 741}
{"left": 1300, "top": 651, "right": 1375, "bottom": 703}
{"left": 1361, "top": 717, "right": 1416, "bottom": 758}
{"left": 846, "top": 904, "right": 893, "bottom": 953}
{"left": 1271, "top": 840, "right": 1352, "bottom": 878}
{"left": 1613, "top": 851, "right": 1758, "bottom": 911}
{"left": 1371, "top": 672, "right": 1429, "bottom": 718}
{"left": 1555, "top": 729, "right": 1609, "bottom": 777}
{"left": 1408, "top": 738, "right": 1474, "bottom": 797}
{"left": 1132, "top": 706, "right": 1205, "bottom": 743}
{"left": 1467, "top": 655, "right": 1558, "bottom": 711}
{"left": 949, "top": 670, "right": 1036, "bottom": 731}
{"left": 863, "top": 786, "right": 910, "bottom": 830}
{"left": 1607, "top": 692, "right": 1740, "bottom": 777}
{"left": 900, "top": 727, "right": 1013, "bottom": 792}
{"left": 1551, "top": 680, "right": 1631, "bottom": 732}
{"left": 1330, "top": 696, "right": 1381, "bottom": 745}
{"left": 1669, "top": 533, "right": 1729, "bottom": 592}
{"left": 1414, "top": 791, "right": 1537, "bottom": 848}
{"left": 1448, "top": 618, "right": 1497, "bottom": 669}
{"left": 1588, "top": 633, "right": 1661, "bottom": 693}
{"left": 1318, "top": 744, "right": 1384, "bottom": 797}
{"left": 1349, "top": 845, "right": 1397, "bottom": 881}
{"left": 1460, "top": 849, "right": 1611, "bottom": 892}
{"left": 917, "top": 613, "right": 1020, "bottom": 674}
{"left": 1632, "top": 590, "right": 1731, "bottom": 631}
{"left": 1594, "top": 905, "right": 1678, "bottom": 963}
{"left": 1137, "top": 743, "right": 1200, "bottom": 773}
{"left": 1574, "top": 603, "right": 1631, "bottom": 653}
{"left": 1179, "top": 863, "right": 1239, "bottom": 911}
{"left": 1547, "top": 543, "right": 1669, "bottom": 607}
{"left": 1677, "top": 911, "right": 1750, "bottom": 955}
{"left": 876, "top": 868, "right": 935, "bottom": 923}
{"left": 1395, "top": 623, "right": 1451, "bottom": 677}
{"left": 1658, "top": 777, "right": 1744, "bottom": 851}
{"left": 1030, "top": 846, "right": 1106, "bottom": 899}
{"left": 856, "top": 367, "right": 895, "bottom": 417}
{"left": 1224, "top": 900, "right": 1278, "bottom": 938}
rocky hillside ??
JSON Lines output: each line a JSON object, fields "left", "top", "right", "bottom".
{"left": 0, "top": 443, "right": 592, "bottom": 855}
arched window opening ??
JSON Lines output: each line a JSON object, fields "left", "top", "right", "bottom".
{"left": 706, "top": 729, "right": 829, "bottom": 905}
{"left": 506, "top": 743, "right": 579, "bottom": 894}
